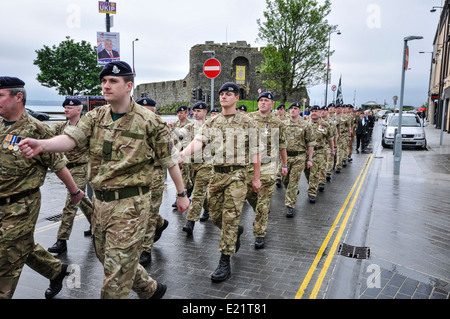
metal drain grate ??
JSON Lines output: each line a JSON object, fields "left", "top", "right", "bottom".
{"left": 46, "top": 213, "right": 62, "bottom": 222}
{"left": 337, "top": 243, "right": 370, "bottom": 259}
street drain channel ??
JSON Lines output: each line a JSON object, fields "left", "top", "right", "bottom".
{"left": 337, "top": 243, "right": 370, "bottom": 259}
{"left": 46, "top": 213, "right": 62, "bottom": 222}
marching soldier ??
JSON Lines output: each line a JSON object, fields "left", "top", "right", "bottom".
{"left": 47, "top": 97, "right": 93, "bottom": 255}
{"left": 319, "top": 105, "right": 337, "bottom": 187}
{"left": 180, "top": 82, "right": 261, "bottom": 282}
{"left": 275, "top": 104, "right": 287, "bottom": 188}
{"left": 135, "top": 97, "right": 169, "bottom": 267}
{"left": 304, "top": 106, "right": 334, "bottom": 203}
{"left": 324, "top": 104, "right": 338, "bottom": 181}
{"left": 246, "top": 92, "right": 287, "bottom": 249}
{"left": 170, "top": 105, "right": 192, "bottom": 207}
{"left": 179, "top": 101, "right": 213, "bottom": 236}
{"left": 0, "top": 76, "right": 84, "bottom": 299}
{"left": 19, "top": 61, "right": 190, "bottom": 299}
{"left": 282, "top": 102, "right": 315, "bottom": 217}
{"left": 334, "top": 104, "right": 352, "bottom": 173}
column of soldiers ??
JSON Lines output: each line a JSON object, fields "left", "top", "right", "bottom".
{"left": 1, "top": 59, "right": 364, "bottom": 299}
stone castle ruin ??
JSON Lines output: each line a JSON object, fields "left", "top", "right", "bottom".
{"left": 135, "top": 41, "right": 309, "bottom": 109}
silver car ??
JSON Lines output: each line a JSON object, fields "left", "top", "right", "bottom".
{"left": 382, "top": 113, "right": 427, "bottom": 149}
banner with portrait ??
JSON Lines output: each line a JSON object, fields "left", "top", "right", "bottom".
{"left": 97, "top": 32, "right": 120, "bottom": 66}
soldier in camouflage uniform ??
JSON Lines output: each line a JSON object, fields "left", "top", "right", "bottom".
{"left": 347, "top": 105, "right": 357, "bottom": 163}
{"left": 325, "top": 103, "right": 338, "bottom": 181}
{"left": 169, "top": 105, "right": 192, "bottom": 207}
{"left": 304, "top": 106, "right": 334, "bottom": 203}
{"left": 19, "top": 62, "right": 190, "bottom": 299}
{"left": 319, "top": 105, "right": 337, "bottom": 188}
{"left": 246, "top": 92, "right": 287, "bottom": 249}
{"left": 180, "top": 82, "right": 261, "bottom": 282}
{"left": 275, "top": 104, "right": 287, "bottom": 188}
{"left": 179, "top": 101, "right": 213, "bottom": 236}
{"left": 0, "top": 76, "right": 84, "bottom": 299}
{"left": 47, "top": 98, "right": 93, "bottom": 255}
{"left": 282, "top": 102, "right": 315, "bottom": 217}
{"left": 335, "top": 104, "right": 352, "bottom": 173}
{"left": 135, "top": 97, "right": 169, "bottom": 268}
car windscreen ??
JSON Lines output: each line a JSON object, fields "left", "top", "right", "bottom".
{"left": 389, "top": 116, "right": 421, "bottom": 127}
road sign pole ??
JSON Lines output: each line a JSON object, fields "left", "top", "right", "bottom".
{"left": 211, "top": 78, "right": 214, "bottom": 110}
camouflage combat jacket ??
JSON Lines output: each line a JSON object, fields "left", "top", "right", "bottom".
{"left": 310, "top": 119, "right": 333, "bottom": 150}
{"left": 179, "top": 120, "right": 212, "bottom": 164}
{"left": 283, "top": 118, "right": 316, "bottom": 153}
{"left": 51, "top": 120, "right": 89, "bottom": 164}
{"left": 194, "top": 111, "right": 259, "bottom": 167}
{"left": 64, "top": 100, "right": 178, "bottom": 191}
{"left": 0, "top": 111, "right": 67, "bottom": 197}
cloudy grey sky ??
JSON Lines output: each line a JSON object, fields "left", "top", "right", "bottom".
{"left": 0, "top": 0, "right": 442, "bottom": 107}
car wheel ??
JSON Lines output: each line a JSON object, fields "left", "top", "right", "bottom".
{"left": 37, "top": 115, "right": 45, "bottom": 121}
{"left": 382, "top": 140, "right": 388, "bottom": 148}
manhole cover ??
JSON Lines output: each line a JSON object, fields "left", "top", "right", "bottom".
{"left": 337, "top": 243, "right": 370, "bottom": 259}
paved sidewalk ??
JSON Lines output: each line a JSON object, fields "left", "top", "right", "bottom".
{"left": 357, "top": 122, "right": 450, "bottom": 299}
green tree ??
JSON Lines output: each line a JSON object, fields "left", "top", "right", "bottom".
{"left": 34, "top": 36, "right": 103, "bottom": 96}
{"left": 257, "top": 0, "right": 336, "bottom": 104}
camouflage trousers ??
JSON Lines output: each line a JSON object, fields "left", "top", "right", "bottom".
{"left": 208, "top": 168, "right": 247, "bottom": 256}
{"left": 246, "top": 167, "right": 277, "bottom": 237}
{"left": 0, "top": 190, "right": 61, "bottom": 299}
{"left": 186, "top": 163, "right": 212, "bottom": 221}
{"left": 57, "top": 164, "right": 92, "bottom": 240}
{"left": 336, "top": 135, "right": 348, "bottom": 169}
{"left": 282, "top": 154, "right": 306, "bottom": 207}
{"left": 92, "top": 193, "right": 157, "bottom": 299}
{"left": 322, "top": 146, "right": 332, "bottom": 184}
{"left": 142, "top": 166, "right": 166, "bottom": 253}
{"left": 327, "top": 146, "right": 336, "bottom": 175}
{"left": 304, "top": 150, "right": 326, "bottom": 196}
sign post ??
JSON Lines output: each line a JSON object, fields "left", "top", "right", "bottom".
{"left": 203, "top": 57, "right": 221, "bottom": 110}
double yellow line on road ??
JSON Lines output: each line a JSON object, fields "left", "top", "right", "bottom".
{"left": 295, "top": 153, "right": 374, "bottom": 299}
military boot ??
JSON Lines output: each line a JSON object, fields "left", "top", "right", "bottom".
{"left": 45, "top": 263, "right": 69, "bottom": 299}
{"left": 182, "top": 220, "right": 195, "bottom": 235}
{"left": 309, "top": 195, "right": 316, "bottom": 204}
{"left": 48, "top": 239, "right": 67, "bottom": 254}
{"left": 235, "top": 225, "right": 244, "bottom": 253}
{"left": 139, "top": 251, "right": 152, "bottom": 267}
{"left": 318, "top": 184, "right": 325, "bottom": 192}
{"left": 255, "top": 237, "right": 265, "bottom": 249}
{"left": 211, "top": 254, "right": 231, "bottom": 282}
{"left": 154, "top": 219, "right": 169, "bottom": 242}
{"left": 199, "top": 209, "right": 209, "bottom": 222}
{"left": 286, "top": 206, "right": 294, "bottom": 218}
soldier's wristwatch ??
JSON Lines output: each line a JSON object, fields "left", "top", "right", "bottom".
{"left": 177, "top": 190, "right": 187, "bottom": 197}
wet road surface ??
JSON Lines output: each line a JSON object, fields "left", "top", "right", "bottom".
{"left": 12, "top": 119, "right": 450, "bottom": 304}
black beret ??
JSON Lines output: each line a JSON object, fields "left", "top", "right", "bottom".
{"left": 321, "top": 105, "right": 328, "bottom": 111}
{"left": 310, "top": 105, "right": 320, "bottom": 111}
{"left": 177, "top": 105, "right": 188, "bottom": 112}
{"left": 257, "top": 91, "right": 274, "bottom": 101}
{"left": 0, "top": 76, "right": 25, "bottom": 89}
{"left": 136, "top": 97, "right": 157, "bottom": 107}
{"left": 347, "top": 104, "right": 354, "bottom": 109}
{"left": 193, "top": 101, "right": 207, "bottom": 110}
{"left": 211, "top": 108, "right": 220, "bottom": 113}
{"left": 289, "top": 102, "right": 300, "bottom": 109}
{"left": 218, "top": 82, "right": 239, "bottom": 94}
{"left": 237, "top": 104, "right": 247, "bottom": 112}
{"left": 335, "top": 104, "right": 343, "bottom": 108}
{"left": 62, "top": 98, "right": 82, "bottom": 107}
{"left": 99, "top": 61, "right": 134, "bottom": 80}
{"left": 328, "top": 103, "right": 335, "bottom": 108}
{"left": 277, "top": 104, "right": 285, "bottom": 110}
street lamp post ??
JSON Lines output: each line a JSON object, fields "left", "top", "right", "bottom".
{"left": 394, "top": 35, "right": 423, "bottom": 175}
{"left": 132, "top": 38, "right": 139, "bottom": 96}
{"left": 325, "top": 29, "right": 341, "bottom": 107}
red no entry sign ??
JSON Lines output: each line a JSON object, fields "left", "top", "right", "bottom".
{"left": 203, "top": 58, "right": 221, "bottom": 79}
